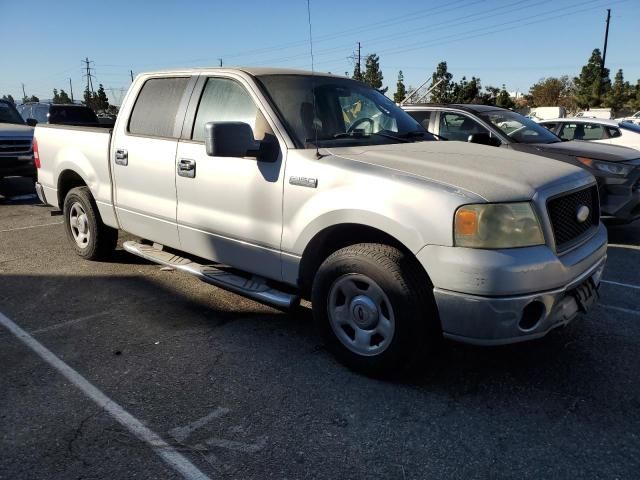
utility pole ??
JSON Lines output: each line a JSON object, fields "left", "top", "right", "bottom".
{"left": 599, "top": 9, "right": 611, "bottom": 101}
{"left": 69, "top": 78, "right": 74, "bottom": 102}
{"left": 357, "top": 41, "right": 361, "bottom": 77}
{"left": 130, "top": 70, "right": 134, "bottom": 82}
{"left": 218, "top": 58, "right": 223, "bottom": 67}
{"left": 83, "top": 57, "right": 95, "bottom": 94}
{"left": 21, "top": 83, "right": 26, "bottom": 99}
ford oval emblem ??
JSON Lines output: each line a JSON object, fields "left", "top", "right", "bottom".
{"left": 576, "top": 205, "right": 590, "bottom": 223}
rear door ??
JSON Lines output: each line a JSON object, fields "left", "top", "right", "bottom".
{"left": 174, "top": 74, "right": 286, "bottom": 280}
{"left": 112, "top": 75, "right": 196, "bottom": 249}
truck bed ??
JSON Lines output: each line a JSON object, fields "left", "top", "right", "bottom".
{"left": 35, "top": 123, "right": 115, "bottom": 225}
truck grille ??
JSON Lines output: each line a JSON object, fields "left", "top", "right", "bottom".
{"left": 0, "top": 139, "right": 32, "bottom": 154}
{"left": 547, "top": 185, "right": 599, "bottom": 252}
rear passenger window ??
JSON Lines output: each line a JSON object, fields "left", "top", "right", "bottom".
{"left": 128, "top": 77, "right": 189, "bottom": 138}
{"left": 407, "top": 111, "right": 432, "bottom": 131}
{"left": 192, "top": 77, "right": 267, "bottom": 142}
{"left": 34, "top": 106, "right": 49, "bottom": 123}
{"left": 606, "top": 127, "right": 621, "bottom": 138}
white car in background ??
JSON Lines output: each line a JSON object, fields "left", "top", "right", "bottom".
{"left": 616, "top": 111, "right": 640, "bottom": 125}
{"left": 539, "top": 117, "right": 640, "bottom": 151}
{"left": 575, "top": 108, "right": 612, "bottom": 119}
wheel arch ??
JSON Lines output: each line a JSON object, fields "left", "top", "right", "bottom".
{"left": 297, "top": 222, "right": 432, "bottom": 298}
{"left": 57, "top": 169, "right": 88, "bottom": 209}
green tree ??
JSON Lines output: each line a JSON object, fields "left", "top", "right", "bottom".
{"left": 352, "top": 61, "right": 363, "bottom": 81}
{"left": 95, "top": 84, "right": 110, "bottom": 112}
{"left": 83, "top": 87, "right": 95, "bottom": 110}
{"left": 528, "top": 76, "right": 576, "bottom": 109}
{"left": 496, "top": 84, "right": 515, "bottom": 109}
{"left": 474, "top": 85, "right": 500, "bottom": 105}
{"left": 455, "top": 76, "right": 482, "bottom": 103}
{"left": 393, "top": 70, "right": 407, "bottom": 104}
{"left": 52, "top": 88, "right": 60, "bottom": 103}
{"left": 363, "top": 54, "right": 386, "bottom": 93}
{"left": 574, "top": 48, "right": 610, "bottom": 108}
{"left": 429, "top": 61, "right": 454, "bottom": 103}
{"left": 2, "top": 94, "right": 16, "bottom": 104}
{"left": 604, "top": 69, "right": 629, "bottom": 113}
{"left": 57, "top": 89, "right": 73, "bottom": 104}
{"left": 22, "top": 95, "right": 39, "bottom": 103}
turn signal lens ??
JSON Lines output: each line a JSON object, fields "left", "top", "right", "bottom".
{"left": 455, "top": 208, "right": 478, "bottom": 236}
{"left": 577, "top": 156, "right": 594, "bottom": 168}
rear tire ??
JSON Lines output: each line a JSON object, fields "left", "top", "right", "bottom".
{"left": 311, "top": 243, "right": 440, "bottom": 376}
{"left": 63, "top": 186, "right": 118, "bottom": 260}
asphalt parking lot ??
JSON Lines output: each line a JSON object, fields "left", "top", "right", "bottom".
{"left": 1, "top": 178, "right": 639, "bottom": 480}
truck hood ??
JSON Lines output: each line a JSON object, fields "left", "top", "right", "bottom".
{"left": 327, "top": 141, "right": 591, "bottom": 202}
{"left": 0, "top": 122, "right": 34, "bottom": 138}
{"left": 518, "top": 140, "right": 639, "bottom": 162}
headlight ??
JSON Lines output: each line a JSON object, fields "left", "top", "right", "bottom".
{"left": 577, "top": 157, "right": 633, "bottom": 176}
{"left": 454, "top": 202, "right": 544, "bottom": 248}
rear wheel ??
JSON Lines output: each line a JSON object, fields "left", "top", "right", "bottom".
{"left": 312, "top": 243, "right": 440, "bottom": 376}
{"left": 63, "top": 186, "right": 117, "bottom": 259}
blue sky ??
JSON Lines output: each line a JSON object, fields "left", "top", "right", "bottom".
{"left": 2, "top": 0, "right": 639, "bottom": 104}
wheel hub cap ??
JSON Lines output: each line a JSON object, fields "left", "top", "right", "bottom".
{"left": 350, "top": 295, "right": 378, "bottom": 329}
{"left": 327, "top": 274, "right": 396, "bottom": 357}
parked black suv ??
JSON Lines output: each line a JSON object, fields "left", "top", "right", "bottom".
{"left": 17, "top": 103, "right": 99, "bottom": 126}
{"left": 0, "top": 100, "right": 35, "bottom": 182}
{"left": 403, "top": 104, "right": 640, "bottom": 223}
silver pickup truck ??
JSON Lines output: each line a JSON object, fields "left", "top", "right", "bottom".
{"left": 34, "top": 68, "right": 607, "bottom": 375}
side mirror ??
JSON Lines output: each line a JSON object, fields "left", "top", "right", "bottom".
{"left": 468, "top": 132, "right": 500, "bottom": 147}
{"left": 204, "top": 121, "right": 278, "bottom": 162}
{"left": 26, "top": 118, "right": 38, "bottom": 127}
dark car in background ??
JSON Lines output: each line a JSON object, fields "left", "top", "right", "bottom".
{"left": 0, "top": 99, "right": 35, "bottom": 182}
{"left": 404, "top": 104, "right": 640, "bottom": 223}
{"left": 17, "top": 102, "right": 99, "bottom": 126}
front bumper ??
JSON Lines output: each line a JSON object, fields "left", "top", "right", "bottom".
{"left": 0, "top": 155, "right": 35, "bottom": 178}
{"left": 433, "top": 256, "right": 605, "bottom": 345}
{"left": 418, "top": 222, "right": 607, "bottom": 345}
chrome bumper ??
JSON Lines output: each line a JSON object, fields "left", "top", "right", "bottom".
{"left": 35, "top": 182, "right": 47, "bottom": 205}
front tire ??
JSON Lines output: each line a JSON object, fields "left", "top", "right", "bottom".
{"left": 311, "top": 243, "right": 440, "bottom": 376}
{"left": 63, "top": 186, "right": 117, "bottom": 260}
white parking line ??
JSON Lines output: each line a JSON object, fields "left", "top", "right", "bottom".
{"left": 0, "top": 311, "right": 212, "bottom": 480}
{"left": 608, "top": 244, "right": 640, "bottom": 251}
{"left": 30, "top": 311, "right": 109, "bottom": 334}
{"left": 0, "top": 222, "right": 62, "bottom": 233}
{"left": 601, "top": 279, "right": 640, "bottom": 291}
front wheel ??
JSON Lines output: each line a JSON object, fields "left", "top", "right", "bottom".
{"left": 63, "top": 186, "right": 118, "bottom": 259}
{"left": 311, "top": 243, "right": 440, "bottom": 376}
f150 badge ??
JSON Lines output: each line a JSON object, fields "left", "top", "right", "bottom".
{"left": 289, "top": 176, "right": 318, "bottom": 188}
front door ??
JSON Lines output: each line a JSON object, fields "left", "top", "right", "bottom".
{"left": 175, "top": 76, "right": 285, "bottom": 280}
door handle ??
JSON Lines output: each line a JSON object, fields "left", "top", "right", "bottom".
{"left": 115, "top": 148, "right": 128, "bottom": 166}
{"left": 177, "top": 158, "right": 196, "bottom": 178}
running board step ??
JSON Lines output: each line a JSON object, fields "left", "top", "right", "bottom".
{"left": 123, "top": 240, "right": 299, "bottom": 310}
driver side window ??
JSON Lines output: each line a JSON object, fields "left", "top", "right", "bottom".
{"left": 192, "top": 77, "right": 272, "bottom": 142}
{"left": 439, "top": 112, "right": 487, "bottom": 141}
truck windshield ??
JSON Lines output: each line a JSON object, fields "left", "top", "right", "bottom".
{"left": 257, "top": 74, "right": 434, "bottom": 148}
{"left": 479, "top": 110, "right": 561, "bottom": 144}
{"left": 0, "top": 101, "right": 26, "bottom": 125}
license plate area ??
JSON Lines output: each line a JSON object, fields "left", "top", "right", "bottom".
{"left": 572, "top": 278, "right": 598, "bottom": 313}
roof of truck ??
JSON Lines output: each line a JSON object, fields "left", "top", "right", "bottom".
{"left": 139, "top": 67, "right": 347, "bottom": 78}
